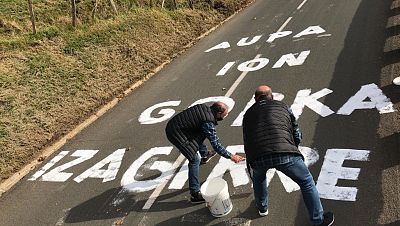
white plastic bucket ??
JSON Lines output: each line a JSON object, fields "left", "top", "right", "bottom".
{"left": 393, "top": 76, "right": 400, "bottom": 86}
{"left": 200, "top": 177, "right": 233, "bottom": 217}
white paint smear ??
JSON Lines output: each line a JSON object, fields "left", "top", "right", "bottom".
{"left": 74, "top": 148, "right": 126, "bottom": 183}
{"left": 28, "top": 151, "right": 69, "bottom": 181}
{"left": 41, "top": 150, "right": 98, "bottom": 182}
{"left": 291, "top": 88, "right": 334, "bottom": 119}
{"left": 316, "top": 148, "right": 370, "bottom": 201}
{"left": 138, "top": 101, "right": 181, "bottom": 125}
{"left": 231, "top": 93, "right": 284, "bottom": 127}
{"left": 337, "top": 83, "right": 396, "bottom": 115}
{"left": 121, "top": 147, "right": 174, "bottom": 192}
{"left": 272, "top": 50, "right": 311, "bottom": 68}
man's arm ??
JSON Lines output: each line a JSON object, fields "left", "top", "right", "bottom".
{"left": 288, "top": 107, "right": 302, "bottom": 147}
{"left": 201, "top": 122, "right": 245, "bottom": 163}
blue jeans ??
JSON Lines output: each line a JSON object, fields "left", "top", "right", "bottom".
{"left": 188, "top": 144, "right": 208, "bottom": 194}
{"left": 250, "top": 153, "right": 324, "bottom": 225}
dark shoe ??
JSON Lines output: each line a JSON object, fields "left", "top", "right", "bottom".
{"left": 258, "top": 209, "right": 268, "bottom": 216}
{"left": 190, "top": 192, "right": 205, "bottom": 204}
{"left": 200, "top": 151, "right": 217, "bottom": 165}
{"left": 315, "top": 212, "right": 334, "bottom": 226}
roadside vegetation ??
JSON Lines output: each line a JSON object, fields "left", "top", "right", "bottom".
{"left": 0, "top": 0, "right": 253, "bottom": 182}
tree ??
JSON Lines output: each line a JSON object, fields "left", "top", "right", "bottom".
{"left": 27, "top": 0, "right": 36, "bottom": 34}
{"left": 109, "top": 0, "right": 118, "bottom": 14}
{"left": 71, "top": 0, "right": 77, "bottom": 26}
{"left": 91, "top": 0, "right": 98, "bottom": 20}
{"left": 188, "top": 0, "right": 194, "bottom": 9}
{"left": 208, "top": 0, "right": 214, "bottom": 8}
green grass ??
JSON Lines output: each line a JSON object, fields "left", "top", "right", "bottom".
{"left": 0, "top": 0, "right": 253, "bottom": 182}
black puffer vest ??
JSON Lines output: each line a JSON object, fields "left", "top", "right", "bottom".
{"left": 165, "top": 104, "right": 217, "bottom": 161}
{"left": 243, "top": 96, "right": 300, "bottom": 164}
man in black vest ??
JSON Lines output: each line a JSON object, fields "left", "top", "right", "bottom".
{"left": 166, "top": 101, "right": 245, "bottom": 204}
{"left": 243, "top": 85, "right": 334, "bottom": 226}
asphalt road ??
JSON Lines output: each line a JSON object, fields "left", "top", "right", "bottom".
{"left": 1, "top": 0, "right": 399, "bottom": 225}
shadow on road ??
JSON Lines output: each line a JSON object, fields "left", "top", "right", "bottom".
{"left": 293, "top": 0, "right": 399, "bottom": 225}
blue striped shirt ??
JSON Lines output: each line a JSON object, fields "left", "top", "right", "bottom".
{"left": 201, "top": 122, "right": 232, "bottom": 159}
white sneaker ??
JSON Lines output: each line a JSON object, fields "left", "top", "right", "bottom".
{"left": 258, "top": 209, "right": 268, "bottom": 216}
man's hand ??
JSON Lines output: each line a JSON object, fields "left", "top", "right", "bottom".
{"left": 230, "top": 154, "right": 246, "bottom": 163}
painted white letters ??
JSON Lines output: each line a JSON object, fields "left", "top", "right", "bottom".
{"left": 337, "top": 83, "right": 396, "bottom": 115}
{"left": 316, "top": 149, "right": 370, "bottom": 201}
{"left": 74, "top": 148, "right": 126, "bottom": 183}
{"left": 266, "top": 31, "right": 292, "bottom": 43}
{"left": 272, "top": 50, "right": 311, "bottom": 68}
{"left": 190, "top": 96, "right": 235, "bottom": 113}
{"left": 291, "top": 88, "right": 335, "bottom": 119}
{"left": 121, "top": 147, "right": 174, "bottom": 192}
{"left": 293, "top": 25, "right": 326, "bottom": 38}
{"left": 41, "top": 150, "right": 98, "bottom": 182}
{"left": 138, "top": 101, "right": 181, "bottom": 124}
{"left": 237, "top": 58, "right": 269, "bottom": 72}
{"left": 237, "top": 35, "right": 262, "bottom": 46}
{"left": 205, "top": 42, "right": 230, "bottom": 53}
{"left": 231, "top": 93, "right": 284, "bottom": 127}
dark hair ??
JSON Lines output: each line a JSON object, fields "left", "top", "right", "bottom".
{"left": 255, "top": 89, "right": 272, "bottom": 101}
{"left": 210, "top": 102, "right": 225, "bottom": 113}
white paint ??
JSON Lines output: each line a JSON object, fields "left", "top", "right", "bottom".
{"left": 316, "top": 149, "right": 370, "bottom": 201}
{"left": 189, "top": 96, "right": 235, "bottom": 113}
{"left": 138, "top": 101, "right": 181, "bottom": 124}
{"left": 297, "top": 0, "right": 308, "bottom": 10}
{"left": 28, "top": 151, "right": 69, "bottom": 181}
{"left": 277, "top": 17, "right": 292, "bottom": 32}
{"left": 217, "top": 61, "right": 236, "bottom": 76}
{"left": 142, "top": 154, "right": 186, "bottom": 209}
{"left": 121, "top": 146, "right": 174, "bottom": 192}
{"left": 206, "top": 145, "right": 249, "bottom": 187}
{"left": 205, "top": 41, "right": 230, "bottom": 53}
{"left": 167, "top": 145, "right": 319, "bottom": 192}
{"left": 231, "top": 93, "right": 284, "bottom": 127}
{"left": 168, "top": 146, "right": 249, "bottom": 189}
{"left": 225, "top": 54, "right": 262, "bottom": 97}
{"left": 317, "top": 34, "right": 332, "bottom": 38}
{"left": 168, "top": 158, "right": 189, "bottom": 190}
{"left": 337, "top": 83, "right": 396, "bottom": 115}
{"left": 111, "top": 189, "right": 128, "bottom": 206}
{"left": 272, "top": 50, "right": 311, "bottom": 68}
{"left": 293, "top": 26, "right": 326, "bottom": 38}
{"left": 74, "top": 148, "right": 126, "bottom": 183}
{"left": 41, "top": 150, "right": 98, "bottom": 182}
{"left": 237, "top": 58, "right": 269, "bottom": 72}
{"left": 266, "top": 31, "right": 292, "bottom": 43}
{"left": 55, "top": 208, "right": 71, "bottom": 226}
{"left": 237, "top": 35, "right": 262, "bottom": 46}
{"left": 205, "top": 25, "right": 328, "bottom": 53}
{"left": 291, "top": 88, "right": 335, "bottom": 119}
{"left": 267, "top": 146, "right": 320, "bottom": 193}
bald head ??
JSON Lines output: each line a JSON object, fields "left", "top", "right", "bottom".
{"left": 255, "top": 85, "right": 273, "bottom": 101}
{"left": 211, "top": 101, "right": 229, "bottom": 121}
